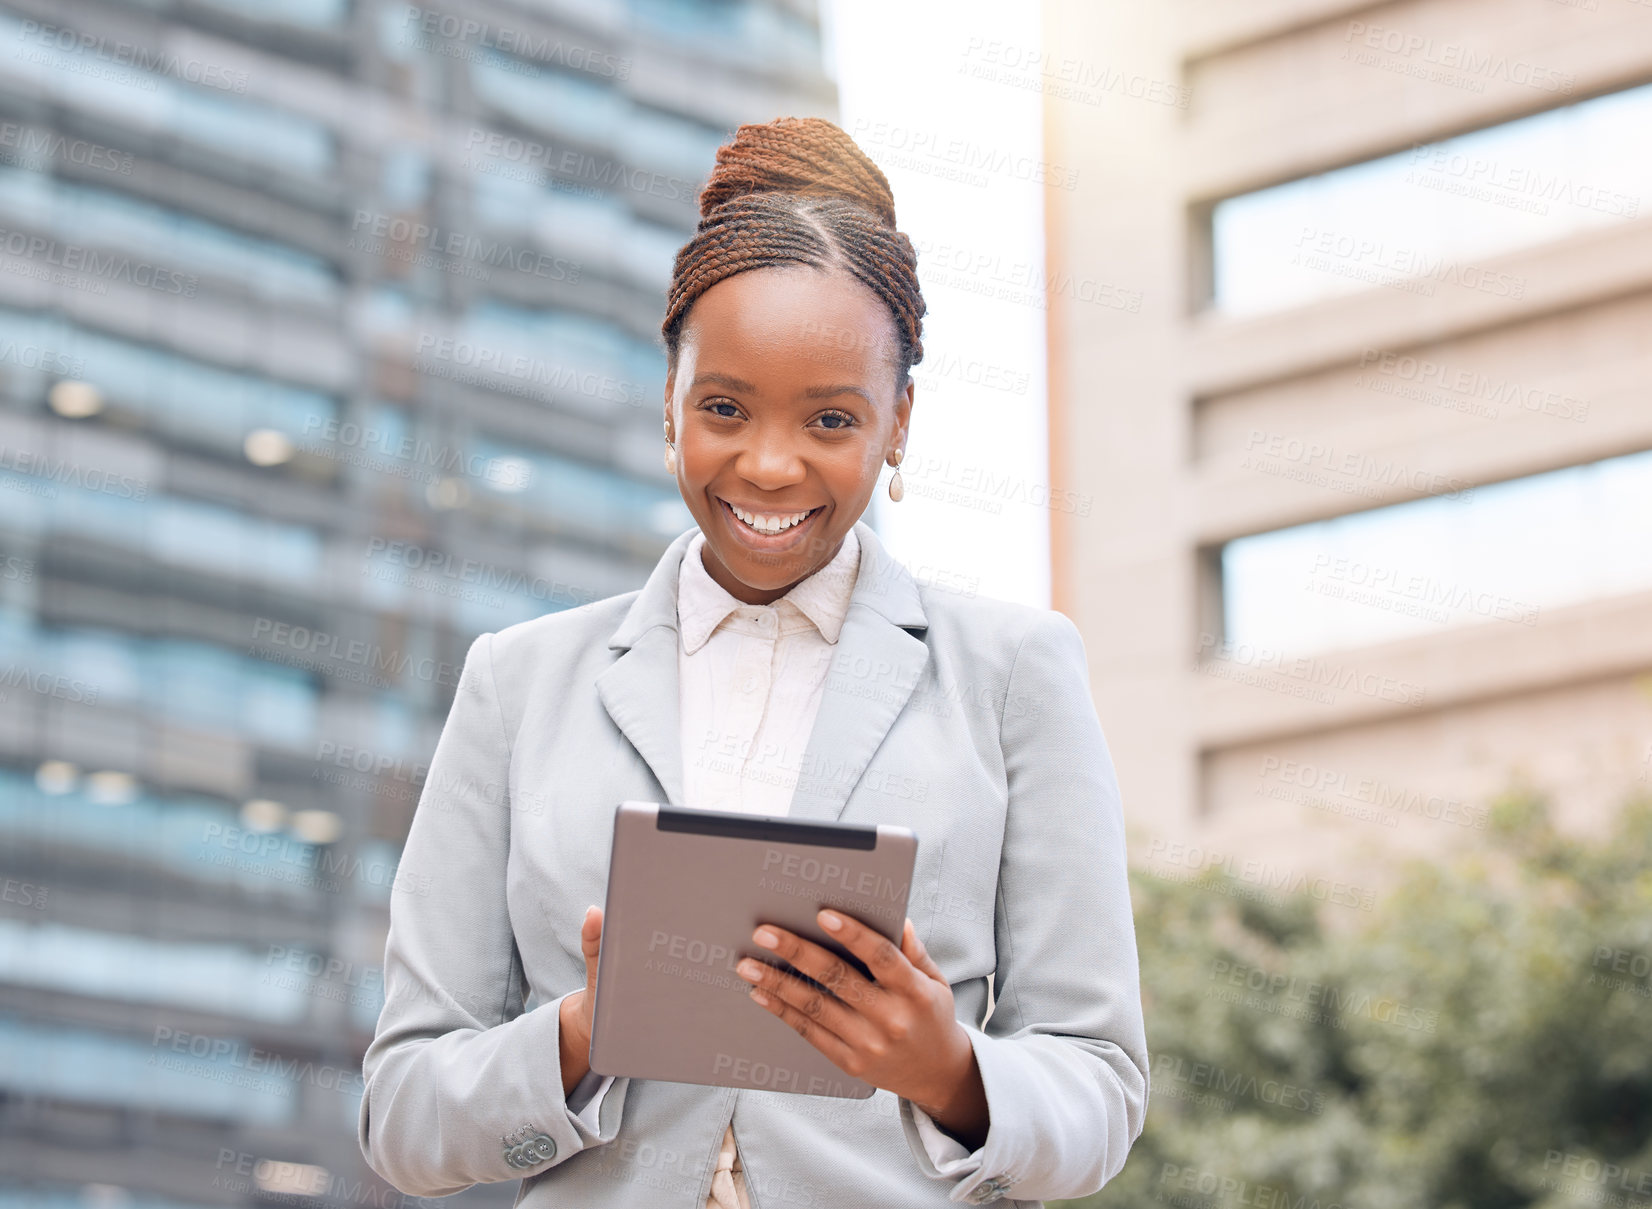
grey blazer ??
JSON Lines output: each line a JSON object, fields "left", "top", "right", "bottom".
{"left": 356, "top": 518, "right": 1149, "bottom": 1208}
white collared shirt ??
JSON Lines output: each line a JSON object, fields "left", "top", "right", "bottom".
{"left": 676, "top": 524, "right": 860, "bottom": 816}
{"left": 566, "top": 523, "right": 977, "bottom": 1201}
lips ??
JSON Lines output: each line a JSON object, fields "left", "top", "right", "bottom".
{"left": 715, "top": 496, "right": 825, "bottom": 551}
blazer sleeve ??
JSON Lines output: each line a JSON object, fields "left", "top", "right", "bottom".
{"left": 357, "top": 631, "right": 633, "bottom": 1196}
{"left": 897, "top": 609, "right": 1150, "bottom": 1204}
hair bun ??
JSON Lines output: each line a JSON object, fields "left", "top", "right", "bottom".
{"left": 696, "top": 116, "right": 898, "bottom": 229}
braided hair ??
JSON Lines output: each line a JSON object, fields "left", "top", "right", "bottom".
{"left": 661, "top": 116, "right": 926, "bottom": 391}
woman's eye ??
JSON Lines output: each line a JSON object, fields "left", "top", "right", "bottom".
{"left": 817, "top": 411, "right": 855, "bottom": 431}
{"left": 706, "top": 400, "right": 739, "bottom": 418}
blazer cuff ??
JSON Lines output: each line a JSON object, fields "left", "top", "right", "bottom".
{"left": 566, "top": 1070, "right": 619, "bottom": 1136}
{"left": 549, "top": 990, "right": 631, "bottom": 1149}
{"left": 897, "top": 1023, "right": 1022, "bottom": 1204}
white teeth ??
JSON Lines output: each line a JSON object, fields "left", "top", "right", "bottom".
{"left": 728, "top": 502, "right": 813, "bottom": 535}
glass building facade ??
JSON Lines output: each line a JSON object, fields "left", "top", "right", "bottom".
{"left": 0, "top": 0, "right": 833, "bottom": 1203}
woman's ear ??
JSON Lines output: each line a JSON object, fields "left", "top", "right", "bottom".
{"left": 895, "top": 376, "right": 915, "bottom": 454}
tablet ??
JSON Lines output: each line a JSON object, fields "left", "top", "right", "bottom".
{"left": 587, "top": 800, "right": 918, "bottom": 1099}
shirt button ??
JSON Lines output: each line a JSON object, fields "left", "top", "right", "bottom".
{"left": 758, "top": 613, "right": 776, "bottom": 632}
{"left": 742, "top": 677, "right": 759, "bottom": 691}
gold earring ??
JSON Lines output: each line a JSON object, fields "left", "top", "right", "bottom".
{"left": 887, "top": 446, "right": 904, "bottom": 502}
{"left": 663, "top": 420, "right": 677, "bottom": 475}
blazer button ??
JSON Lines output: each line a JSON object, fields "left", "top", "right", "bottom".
{"left": 531, "top": 1133, "right": 556, "bottom": 1161}
{"left": 969, "top": 1176, "right": 1008, "bottom": 1203}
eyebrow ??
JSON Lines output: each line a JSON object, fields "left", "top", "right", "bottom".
{"left": 689, "top": 373, "right": 874, "bottom": 406}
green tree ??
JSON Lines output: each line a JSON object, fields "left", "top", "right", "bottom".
{"left": 1065, "top": 789, "right": 1652, "bottom": 1209}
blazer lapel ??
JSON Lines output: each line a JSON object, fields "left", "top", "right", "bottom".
{"left": 594, "top": 519, "right": 930, "bottom": 822}
{"left": 787, "top": 521, "right": 930, "bottom": 824}
{"left": 595, "top": 526, "right": 696, "bottom": 807}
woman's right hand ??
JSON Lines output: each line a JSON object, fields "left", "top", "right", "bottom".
{"left": 558, "top": 904, "right": 603, "bottom": 1096}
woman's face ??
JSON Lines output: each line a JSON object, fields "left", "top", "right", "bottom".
{"left": 665, "top": 265, "right": 914, "bottom": 606}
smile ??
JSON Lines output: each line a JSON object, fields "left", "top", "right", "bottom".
{"left": 716, "top": 497, "right": 825, "bottom": 548}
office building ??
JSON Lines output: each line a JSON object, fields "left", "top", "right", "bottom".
{"left": 1042, "top": 0, "right": 1652, "bottom": 891}
{"left": 0, "top": 0, "right": 834, "bottom": 1203}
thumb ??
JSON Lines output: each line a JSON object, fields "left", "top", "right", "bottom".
{"left": 581, "top": 905, "right": 603, "bottom": 965}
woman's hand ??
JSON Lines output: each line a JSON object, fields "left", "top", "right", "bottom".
{"left": 557, "top": 905, "right": 602, "bottom": 1097}
{"left": 735, "top": 909, "right": 990, "bottom": 1150}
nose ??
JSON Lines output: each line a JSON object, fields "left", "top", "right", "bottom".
{"left": 734, "top": 421, "right": 806, "bottom": 491}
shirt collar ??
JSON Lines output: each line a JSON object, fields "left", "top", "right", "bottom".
{"left": 677, "top": 525, "right": 861, "bottom": 655}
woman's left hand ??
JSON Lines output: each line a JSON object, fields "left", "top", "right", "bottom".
{"left": 735, "top": 909, "right": 984, "bottom": 1130}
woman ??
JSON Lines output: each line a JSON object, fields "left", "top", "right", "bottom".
{"left": 357, "top": 116, "right": 1148, "bottom": 1209}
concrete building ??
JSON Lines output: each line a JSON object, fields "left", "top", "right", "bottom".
{"left": 0, "top": 0, "right": 833, "bottom": 1204}
{"left": 1041, "top": 0, "right": 1652, "bottom": 895}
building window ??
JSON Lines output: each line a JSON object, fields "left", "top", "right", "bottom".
{"left": 1209, "top": 82, "right": 1652, "bottom": 316}
{"left": 0, "top": 169, "right": 339, "bottom": 306}
{"left": 470, "top": 429, "right": 692, "bottom": 542}
{"left": 0, "top": 918, "right": 312, "bottom": 1023}
{"left": 191, "top": 0, "right": 350, "bottom": 27}
{"left": 0, "top": 11, "right": 335, "bottom": 178}
{"left": 0, "top": 1013, "right": 295, "bottom": 1123}
{"left": 470, "top": 49, "right": 625, "bottom": 146}
{"left": 1218, "top": 447, "right": 1652, "bottom": 658}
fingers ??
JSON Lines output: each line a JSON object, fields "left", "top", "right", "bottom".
{"left": 754, "top": 917, "right": 883, "bottom": 1011}
{"left": 744, "top": 976, "right": 862, "bottom": 1074}
{"left": 902, "top": 918, "right": 946, "bottom": 983}
{"left": 581, "top": 905, "right": 602, "bottom": 957}
{"left": 816, "top": 909, "right": 919, "bottom": 993}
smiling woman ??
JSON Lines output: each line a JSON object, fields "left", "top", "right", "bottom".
{"left": 357, "top": 116, "right": 1149, "bottom": 1209}
{"left": 659, "top": 116, "right": 926, "bottom": 603}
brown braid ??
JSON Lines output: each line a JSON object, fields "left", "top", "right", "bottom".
{"left": 662, "top": 116, "right": 926, "bottom": 389}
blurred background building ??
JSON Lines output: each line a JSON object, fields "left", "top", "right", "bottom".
{"left": 0, "top": 0, "right": 834, "bottom": 1204}
{"left": 1044, "top": 0, "right": 1652, "bottom": 888}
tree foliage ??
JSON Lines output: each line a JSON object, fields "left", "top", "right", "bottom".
{"left": 1067, "top": 790, "right": 1652, "bottom": 1209}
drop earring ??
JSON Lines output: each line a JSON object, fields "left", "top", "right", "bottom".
{"left": 887, "top": 447, "right": 904, "bottom": 502}
{"left": 663, "top": 420, "right": 677, "bottom": 475}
